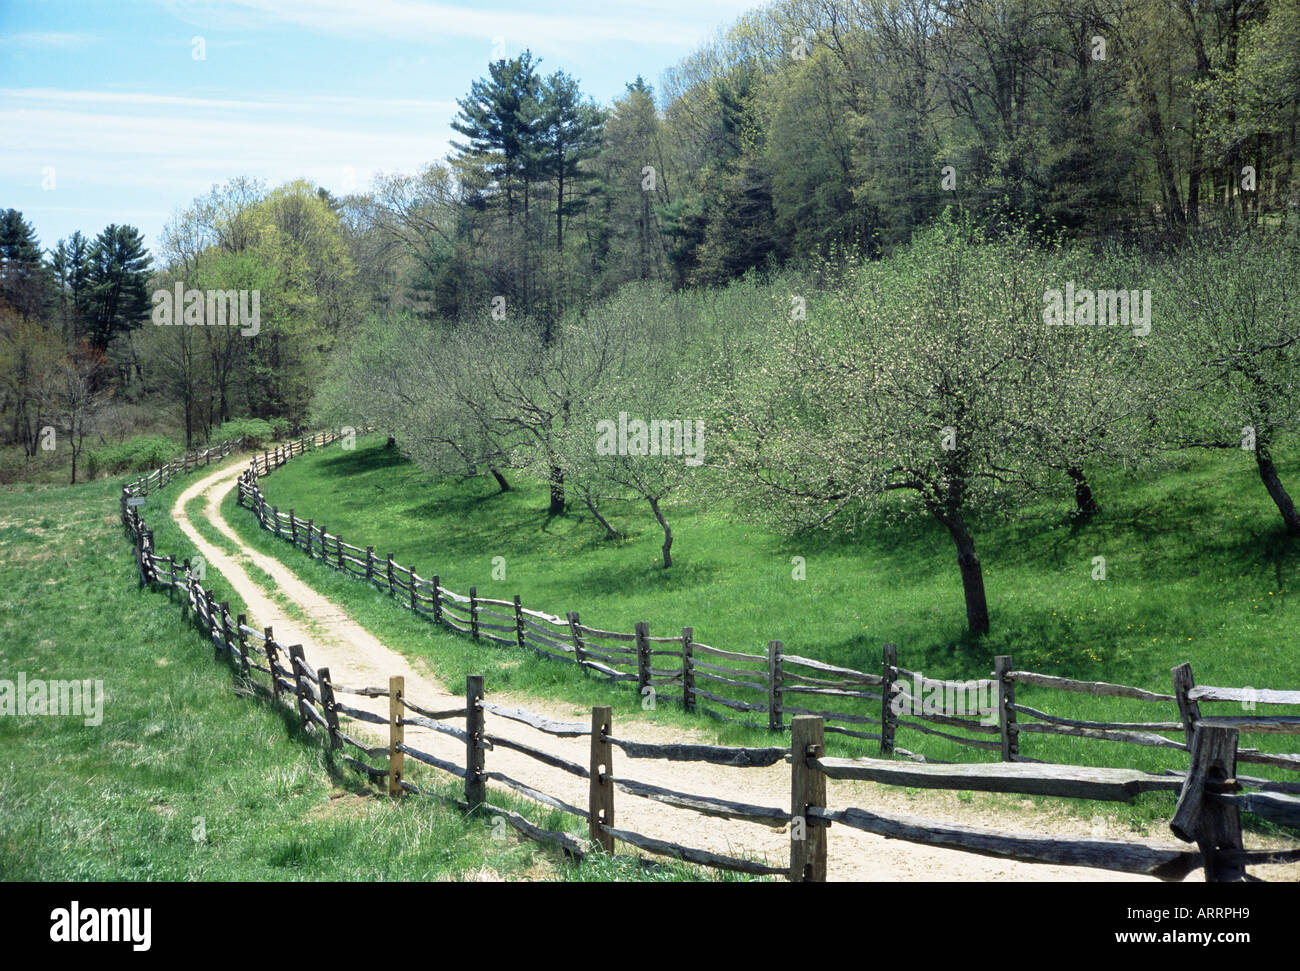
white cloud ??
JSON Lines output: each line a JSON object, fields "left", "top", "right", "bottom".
{"left": 0, "top": 31, "right": 99, "bottom": 49}
{"left": 148, "top": 0, "right": 760, "bottom": 49}
{"left": 0, "top": 90, "right": 454, "bottom": 197}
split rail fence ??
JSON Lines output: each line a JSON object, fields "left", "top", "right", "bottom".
{"left": 118, "top": 431, "right": 1300, "bottom": 881}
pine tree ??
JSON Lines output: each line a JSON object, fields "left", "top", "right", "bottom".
{"left": 84, "top": 224, "right": 153, "bottom": 352}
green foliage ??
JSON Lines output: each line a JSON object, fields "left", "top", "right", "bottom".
{"left": 207, "top": 417, "right": 290, "bottom": 449}
{"left": 84, "top": 435, "right": 181, "bottom": 480}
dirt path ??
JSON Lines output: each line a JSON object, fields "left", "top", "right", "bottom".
{"left": 170, "top": 456, "right": 1186, "bottom": 882}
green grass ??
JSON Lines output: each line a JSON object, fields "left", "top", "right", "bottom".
{"left": 220, "top": 434, "right": 1300, "bottom": 828}
{"left": 0, "top": 471, "right": 754, "bottom": 880}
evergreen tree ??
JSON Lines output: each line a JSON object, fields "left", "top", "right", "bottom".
{"left": 84, "top": 224, "right": 152, "bottom": 353}
{"left": 0, "top": 209, "right": 53, "bottom": 320}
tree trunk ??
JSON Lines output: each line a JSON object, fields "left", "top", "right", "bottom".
{"left": 648, "top": 496, "right": 672, "bottom": 568}
{"left": 1067, "top": 465, "right": 1099, "bottom": 515}
{"left": 490, "top": 467, "right": 510, "bottom": 493}
{"left": 940, "top": 514, "right": 990, "bottom": 635}
{"left": 548, "top": 464, "right": 565, "bottom": 516}
{"left": 1256, "top": 444, "right": 1300, "bottom": 537}
{"left": 583, "top": 495, "right": 620, "bottom": 540}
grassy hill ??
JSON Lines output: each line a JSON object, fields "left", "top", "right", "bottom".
{"left": 225, "top": 433, "right": 1300, "bottom": 813}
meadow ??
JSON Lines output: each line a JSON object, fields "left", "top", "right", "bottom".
{"left": 223, "top": 432, "right": 1300, "bottom": 829}
{"left": 0, "top": 472, "right": 739, "bottom": 881}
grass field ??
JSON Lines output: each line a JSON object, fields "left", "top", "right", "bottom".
{"left": 220, "top": 433, "right": 1300, "bottom": 827}
{"left": 0, "top": 472, "right": 746, "bottom": 881}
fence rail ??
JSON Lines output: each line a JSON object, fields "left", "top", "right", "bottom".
{"left": 117, "top": 430, "right": 1300, "bottom": 882}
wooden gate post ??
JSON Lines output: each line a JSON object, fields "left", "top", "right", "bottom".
{"left": 681, "top": 627, "right": 696, "bottom": 713}
{"left": 465, "top": 675, "right": 486, "bottom": 808}
{"left": 881, "top": 643, "right": 898, "bottom": 756}
{"left": 994, "top": 655, "right": 1018, "bottom": 761}
{"left": 1172, "top": 662, "right": 1201, "bottom": 748}
{"left": 790, "top": 715, "right": 828, "bottom": 882}
{"left": 634, "top": 622, "right": 651, "bottom": 696}
{"left": 768, "top": 640, "right": 784, "bottom": 732}
{"left": 589, "top": 705, "right": 615, "bottom": 853}
{"left": 388, "top": 675, "right": 405, "bottom": 797}
{"left": 1171, "top": 724, "right": 1245, "bottom": 882}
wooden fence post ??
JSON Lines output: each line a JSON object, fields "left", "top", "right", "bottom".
{"left": 589, "top": 705, "right": 614, "bottom": 853}
{"left": 465, "top": 675, "right": 485, "bottom": 808}
{"left": 790, "top": 714, "right": 827, "bottom": 882}
{"left": 469, "top": 586, "right": 479, "bottom": 640}
{"left": 881, "top": 643, "right": 898, "bottom": 756}
{"left": 365, "top": 546, "right": 375, "bottom": 584}
{"left": 681, "top": 627, "right": 695, "bottom": 713}
{"left": 387, "top": 554, "right": 396, "bottom": 596}
{"left": 271, "top": 506, "right": 278, "bottom": 536}
{"left": 319, "top": 667, "right": 340, "bottom": 750}
{"left": 221, "top": 602, "right": 234, "bottom": 654}
{"left": 635, "top": 622, "right": 651, "bottom": 696}
{"left": 1171, "top": 724, "right": 1245, "bottom": 882}
{"left": 290, "top": 509, "right": 297, "bottom": 546}
{"left": 409, "top": 569, "right": 417, "bottom": 611}
{"left": 768, "top": 640, "right": 784, "bottom": 732}
{"left": 236, "top": 613, "right": 250, "bottom": 678}
{"left": 305, "top": 518, "right": 313, "bottom": 557}
{"left": 205, "top": 591, "right": 218, "bottom": 652}
{"left": 1172, "top": 662, "right": 1201, "bottom": 748}
{"left": 388, "top": 675, "right": 404, "bottom": 797}
{"left": 264, "top": 627, "right": 280, "bottom": 699}
{"left": 513, "top": 596, "right": 525, "bottom": 650}
{"left": 289, "top": 644, "right": 309, "bottom": 731}
{"left": 336, "top": 534, "right": 344, "bottom": 570}
{"left": 994, "top": 655, "right": 1018, "bottom": 761}
{"left": 568, "top": 611, "right": 586, "bottom": 666}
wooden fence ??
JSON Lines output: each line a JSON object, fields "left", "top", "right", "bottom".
{"left": 118, "top": 432, "right": 1300, "bottom": 881}
{"left": 231, "top": 436, "right": 1300, "bottom": 784}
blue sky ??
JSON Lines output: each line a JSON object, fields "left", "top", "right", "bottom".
{"left": 1, "top": 0, "right": 758, "bottom": 258}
